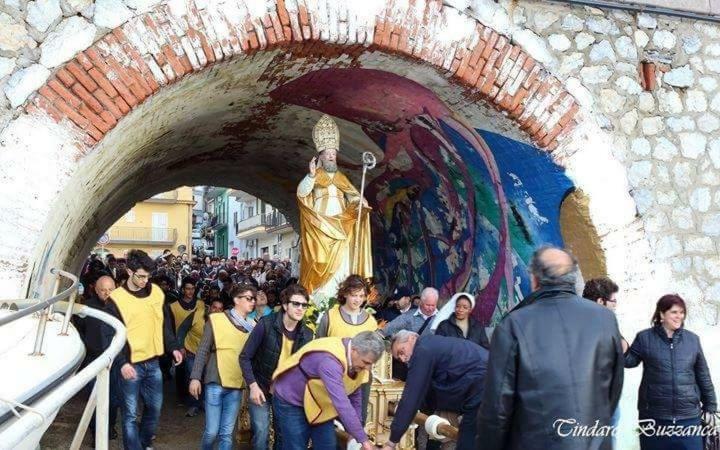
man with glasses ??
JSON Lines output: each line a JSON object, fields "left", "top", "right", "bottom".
{"left": 240, "top": 284, "right": 314, "bottom": 450}
{"left": 583, "top": 276, "right": 626, "bottom": 449}
{"left": 103, "top": 249, "right": 183, "bottom": 450}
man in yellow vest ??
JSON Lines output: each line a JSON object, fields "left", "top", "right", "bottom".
{"left": 169, "top": 276, "right": 206, "bottom": 417}
{"left": 271, "top": 331, "right": 385, "bottom": 450}
{"left": 104, "top": 249, "right": 183, "bottom": 450}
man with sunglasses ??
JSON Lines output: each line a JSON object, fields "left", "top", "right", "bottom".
{"left": 240, "top": 284, "right": 314, "bottom": 450}
{"left": 103, "top": 249, "right": 183, "bottom": 450}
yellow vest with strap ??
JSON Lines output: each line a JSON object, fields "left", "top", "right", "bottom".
{"left": 326, "top": 305, "right": 378, "bottom": 338}
{"left": 111, "top": 284, "right": 165, "bottom": 363}
{"left": 209, "top": 312, "right": 249, "bottom": 389}
{"left": 272, "top": 337, "right": 368, "bottom": 424}
{"left": 170, "top": 300, "right": 206, "bottom": 354}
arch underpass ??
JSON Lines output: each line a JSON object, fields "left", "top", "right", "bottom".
{"left": 3, "top": 0, "right": 636, "bottom": 326}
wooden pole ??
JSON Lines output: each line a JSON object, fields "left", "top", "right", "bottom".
{"left": 388, "top": 402, "right": 459, "bottom": 440}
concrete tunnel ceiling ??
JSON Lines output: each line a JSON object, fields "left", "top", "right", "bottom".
{"left": 51, "top": 48, "right": 601, "bottom": 324}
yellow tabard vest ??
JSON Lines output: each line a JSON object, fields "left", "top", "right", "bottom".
{"left": 209, "top": 312, "right": 249, "bottom": 389}
{"left": 326, "top": 305, "right": 378, "bottom": 338}
{"left": 170, "top": 300, "right": 206, "bottom": 354}
{"left": 111, "top": 284, "right": 164, "bottom": 363}
{"left": 272, "top": 337, "right": 368, "bottom": 425}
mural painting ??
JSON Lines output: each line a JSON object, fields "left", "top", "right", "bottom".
{"left": 271, "top": 68, "right": 574, "bottom": 325}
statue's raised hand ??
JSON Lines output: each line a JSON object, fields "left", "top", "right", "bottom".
{"left": 309, "top": 156, "right": 317, "bottom": 177}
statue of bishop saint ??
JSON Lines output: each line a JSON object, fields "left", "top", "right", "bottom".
{"left": 296, "top": 115, "right": 373, "bottom": 299}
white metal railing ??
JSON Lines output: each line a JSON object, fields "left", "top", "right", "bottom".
{"left": 0, "top": 269, "right": 126, "bottom": 450}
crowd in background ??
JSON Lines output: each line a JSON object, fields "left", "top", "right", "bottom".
{"left": 75, "top": 246, "right": 717, "bottom": 450}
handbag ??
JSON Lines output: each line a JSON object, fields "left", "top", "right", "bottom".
{"left": 704, "top": 412, "right": 720, "bottom": 450}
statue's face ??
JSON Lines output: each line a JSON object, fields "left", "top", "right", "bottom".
{"left": 320, "top": 149, "right": 338, "bottom": 172}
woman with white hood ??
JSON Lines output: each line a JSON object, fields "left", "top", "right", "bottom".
{"left": 432, "top": 293, "right": 489, "bottom": 349}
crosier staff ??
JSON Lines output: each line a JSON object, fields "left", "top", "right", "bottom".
{"left": 354, "top": 151, "right": 376, "bottom": 271}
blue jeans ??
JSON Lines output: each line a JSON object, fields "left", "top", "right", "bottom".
{"left": 248, "top": 393, "right": 282, "bottom": 450}
{"left": 202, "top": 383, "right": 242, "bottom": 450}
{"left": 183, "top": 353, "right": 201, "bottom": 408}
{"left": 272, "top": 395, "right": 336, "bottom": 450}
{"left": 610, "top": 406, "right": 620, "bottom": 449}
{"left": 120, "top": 359, "right": 163, "bottom": 450}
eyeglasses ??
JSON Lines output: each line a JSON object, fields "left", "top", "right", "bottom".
{"left": 238, "top": 295, "right": 256, "bottom": 302}
{"left": 605, "top": 299, "right": 617, "bottom": 304}
{"left": 289, "top": 300, "right": 309, "bottom": 309}
{"left": 132, "top": 272, "right": 150, "bottom": 280}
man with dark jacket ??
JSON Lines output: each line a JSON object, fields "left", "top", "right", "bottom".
{"left": 476, "top": 246, "right": 624, "bottom": 450}
{"left": 381, "top": 332, "right": 488, "bottom": 450}
{"left": 239, "top": 284, "right": 314, "bottom": 450}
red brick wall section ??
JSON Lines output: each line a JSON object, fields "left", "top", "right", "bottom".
{"left": 25, "top": 0, "right": 579, "bottom": 150}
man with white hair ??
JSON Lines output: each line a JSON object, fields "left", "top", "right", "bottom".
{"left": 380, "top": 287, "right": 439, "bottom": 338}
{"left": 381, "top": 330, "right": 488, "bottom": 450}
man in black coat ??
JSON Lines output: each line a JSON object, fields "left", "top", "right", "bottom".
{"left": 476, "top": 246, "right": 624, "bottom": 450}
{"left": 381, "top": 333, "right": 488, "bottom": 450}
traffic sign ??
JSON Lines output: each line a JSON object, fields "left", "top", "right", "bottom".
{"left": 98, "top": 233, "right": 110, "bottom": 245}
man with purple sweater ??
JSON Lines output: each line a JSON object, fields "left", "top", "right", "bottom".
{"left": 271, "top": 331, "right": 385, "bottom": 450}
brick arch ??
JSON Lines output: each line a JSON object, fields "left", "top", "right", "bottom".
{"left": 25, "top": 0, "right": 578, "bottom": 150}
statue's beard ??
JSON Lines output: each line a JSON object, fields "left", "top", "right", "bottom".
{"left": 322, "top": 160, "right": 338, "bottom": 173}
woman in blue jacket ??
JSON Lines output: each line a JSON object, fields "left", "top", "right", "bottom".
{"left": 625, "top": 294, "right": 717, "bottom": 450}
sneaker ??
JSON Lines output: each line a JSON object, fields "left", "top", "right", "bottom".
{"left": 185, "top": 406, "right": 200, "bottom": 417}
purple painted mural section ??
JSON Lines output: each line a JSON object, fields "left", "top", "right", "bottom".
{"left": 271, "top": 68, "right": 571, "bottom": 325}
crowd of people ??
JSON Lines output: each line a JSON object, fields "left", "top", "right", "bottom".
{"left": 75, "top": 245, "right": 717, "bottom": 450}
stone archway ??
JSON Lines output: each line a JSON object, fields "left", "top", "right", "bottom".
{"left": 0, "top": 0, "right": 640, "bottom": 330}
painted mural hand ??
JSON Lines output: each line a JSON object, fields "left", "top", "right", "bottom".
{"left": 189, "top": 379, "right": 202, "bottom": 400}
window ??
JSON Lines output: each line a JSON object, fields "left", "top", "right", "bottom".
{"left": 278, "top": 234, "right": 283, "bottom": 242}
{"left": 248, "top": 206, "right": 254, "bottom": 218}
{"left": 272, "top": 244, "right": 277, "bottom": 256}
{"left": 125, "top": 209, "right": 135, "bottom": 223}
{"left": 234, "top": 211, "right": 238, "bottom": 229}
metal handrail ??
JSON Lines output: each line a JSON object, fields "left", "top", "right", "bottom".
{"left": 0, "top": 269, "right": 127, "bottom": 450}
{"left": 0, "top": 303, "right": 127, "bottom": 450}
{"left": 0, "top": 268, "right": 77, "bottom": 328}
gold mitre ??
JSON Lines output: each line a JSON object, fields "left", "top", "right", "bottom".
{"left": 312, "top": 114, "right": 340, "bottom": 153}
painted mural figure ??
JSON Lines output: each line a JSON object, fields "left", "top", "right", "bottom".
{"left": 296, "top": 115, "right": 373, "bottom": 299}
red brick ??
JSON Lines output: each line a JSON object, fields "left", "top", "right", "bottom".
{"left": 66, "top": 61, "right": 99, "bottom": 92}
{"left": 481, "top": 32, "right": 498, "bottom": 59}
{"left": 33, "top": 94, "right": 64, "bottom": 123}
{"left": 88, "top": 68, "right": 119, "bottom": 98}
{"left": 248, "top": 31, "right": 260, "bottom": 49}
{"left": 83, "top": 123, "right": 104, "bottom": 141}
{"left": 71, "top": 83, "right": 103, "bottom": 114}
{"left": 111, "top": 29, "right": 160, "bottom": 92}
{"left": 94, "top": 89, "right": 123, "bottom": 119}
{"left": 56, "top": 68, "right": 75, "bottom": 87}
{"left": 114, "top": 96, "right": 131, "bottom": 114}
{"left": 52, "top": 96, "right": 90, "bottom": 129}
{"left": 298, "top": 5, "right": 309, "bottom": 27}
{"left": 277, "top": 0, "right": 291, "bottom": 25}
{"left": 48, "top": 79, "right": 82, "bottom": 108}
{"left": 76, "top": 52, "right": 94, "bottom": 70}
{"left": 162, "top": 45, "right": 187, "bottom": 78}
{"left": 100, "top": 110, "right": 117, "bottom": 126}
{"left": 558, "top": 103, "right": 580, "bottom": 128}
{"left": 77, "top": 102, "right": 112, "bottom": 133}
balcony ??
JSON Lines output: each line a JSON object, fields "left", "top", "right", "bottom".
{"left": 264, "top": 212, "right": 291, "bottom": 232}
{"left": 236, "top": 214, "right": 264, "bottom": 238}
{"left": 108, "top": 226, "right": 177, "bottom": 245}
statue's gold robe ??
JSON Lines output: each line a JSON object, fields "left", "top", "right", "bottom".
{"left": 297, "top": 168, "right": 372, "bottom": 296}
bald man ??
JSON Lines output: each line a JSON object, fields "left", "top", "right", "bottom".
{"left": 476, "top": 246, "right": 624, "bottom": 450}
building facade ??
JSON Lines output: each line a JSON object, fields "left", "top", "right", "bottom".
{"left": 100, "top": 187, "right": 194, "bottom": 259}
{"left": 235, "top": 194, "right": 298, "bottom": 261}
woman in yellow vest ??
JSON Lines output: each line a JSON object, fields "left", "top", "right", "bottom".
{"left": 189, "top": 284, "right": 256, "bottom": 450}
{"left": 316, "top": 274, "right": 378, "bottom": 424}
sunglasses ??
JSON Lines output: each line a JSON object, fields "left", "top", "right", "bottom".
{"left": 238, "top": 295, "right": 256, "bottom": 302}
{"left": 289, "top": 300, "right": 309, "bottom": 309}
